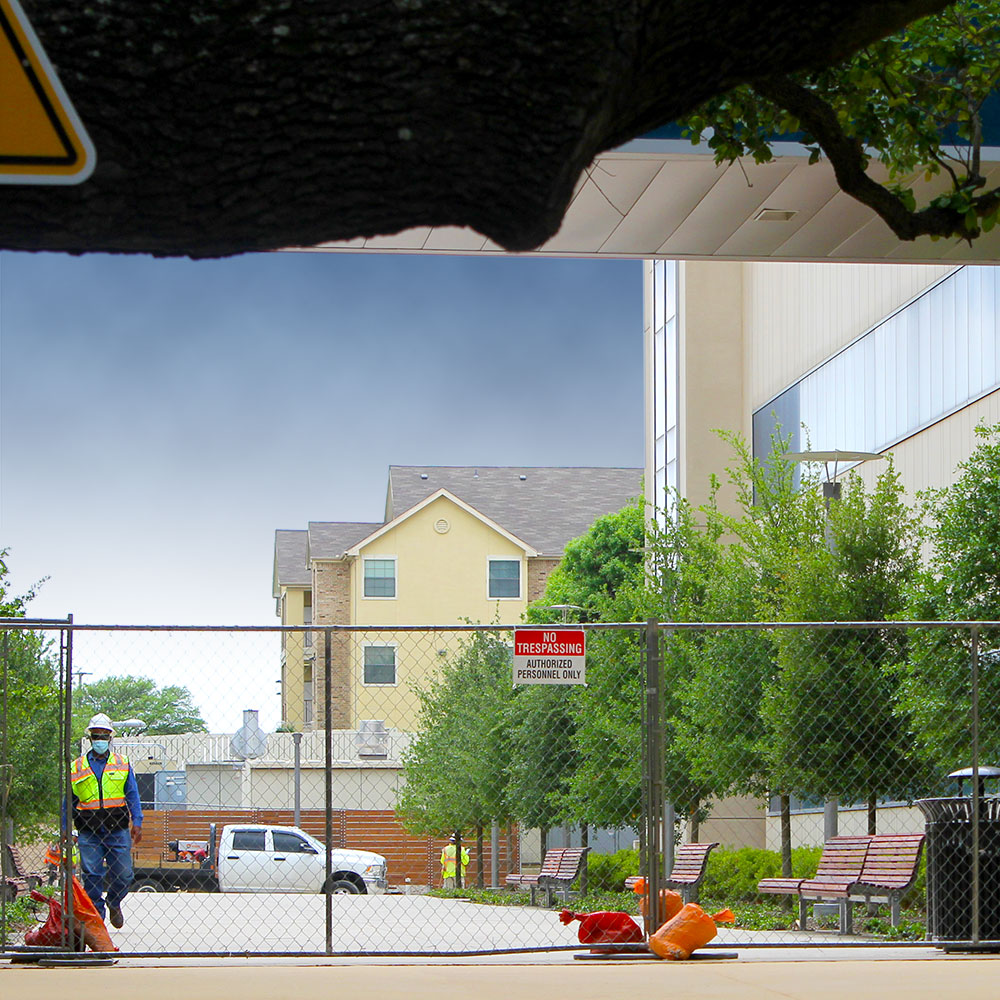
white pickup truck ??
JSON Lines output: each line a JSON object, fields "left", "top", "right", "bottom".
{"left": 217, "top": 824, "right": 388, "bottom": 894}
{"left": 131, "top": 823, "right": 388, "bottom": 895}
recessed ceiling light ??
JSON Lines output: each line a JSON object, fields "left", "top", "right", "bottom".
{"left": 755, "top": 208, "right": 797, "bottom": 222}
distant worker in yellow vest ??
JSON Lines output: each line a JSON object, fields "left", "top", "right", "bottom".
{"left": 440, "top": 834, "right": 469, "bottom": 888}
{"left": 44, "top": 834, "right": 80, "bottom": 885}
{"left": 62, "top": 713, "right": 143, "bottom": 929}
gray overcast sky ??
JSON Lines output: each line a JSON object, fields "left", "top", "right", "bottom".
{"left": 1, "top": 249, "right": 643, "bottom": 631}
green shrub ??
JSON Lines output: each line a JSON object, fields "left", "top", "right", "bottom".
{"left": 702, "top": 846, "right": 823, "bottom": 903}
{"left": 587, "top": 848, "right": 639, "bottom": 892}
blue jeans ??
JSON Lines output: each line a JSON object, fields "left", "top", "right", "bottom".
{"left": 77, "top": 827, "right": 133, "bottom": 918}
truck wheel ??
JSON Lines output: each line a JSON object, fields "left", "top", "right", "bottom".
{"left": 133, "top": 878, "right": 165, "bottom": 893}
{"left": 324, "top": 876, "right": 362, "bottom": 894}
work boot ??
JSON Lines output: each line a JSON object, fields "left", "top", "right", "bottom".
{"left": 108, "top": 904, "right": 124, "bottom": 929}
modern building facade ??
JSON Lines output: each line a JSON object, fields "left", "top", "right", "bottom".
{"left": 273, "top": 465, "right": 641, "bottom": 732}
{"left": 644, "top": 259, "right": 1000, "bottom": 848}
{"left": 646, "top": 261, "right": 1000, "bottom": 520}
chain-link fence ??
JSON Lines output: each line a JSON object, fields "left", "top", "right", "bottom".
{"left": 2, "top": 619, "right": 998, "bottom": 956}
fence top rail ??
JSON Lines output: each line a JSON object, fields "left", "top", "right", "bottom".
{"left": 2, "top": 619, "right": 1000, "bottom": 633}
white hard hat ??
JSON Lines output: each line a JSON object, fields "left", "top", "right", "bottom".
{"left": 86, "top": 713, "right": 115, "bottom": 735}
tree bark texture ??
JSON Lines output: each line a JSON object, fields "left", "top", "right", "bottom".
{"left": 3, "top": 1, "right": 952, "bottom": 257}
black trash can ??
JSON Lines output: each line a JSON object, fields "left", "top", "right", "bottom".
{"left": 917, "top": 777, "right": 1000, "bottom": 948}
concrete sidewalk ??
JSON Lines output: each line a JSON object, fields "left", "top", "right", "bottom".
{"left": 5, "top": 952, "right": 1000, "bottom": 1000}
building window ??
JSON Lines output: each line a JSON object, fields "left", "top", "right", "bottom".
{"left": 363, "top": 558, "right": 396, "bottom": 598}
{"left": 488, "top": 558, "right": 521, "bottom": 599}
{"left": 364, "top": 645, "right": 397, "bottom": 685}
{"left": 753, "top": 265, "right": 1000, "bottom": 464}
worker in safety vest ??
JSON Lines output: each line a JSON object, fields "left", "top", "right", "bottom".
{"left": 63, "top": 713, "right": 143, "bottom": 928}
{"left": 44, "top": 835, "right": 80, "bottom": 884}
{"left": 440, "top": 834, "right": 469, "bottom": 888}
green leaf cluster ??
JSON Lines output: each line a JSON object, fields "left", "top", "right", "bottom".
{"left": 73, "top": 674, "right": 208, "bottom": 736}
{"left": 679, "top": 1, "right": 1000, "bottom": 239}
{"left": 0, "top": 550, "right": 61, "bottom": 836}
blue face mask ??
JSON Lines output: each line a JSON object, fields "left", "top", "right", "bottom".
{"left": 90, "top": 739, "right": 110, "bottom": 754}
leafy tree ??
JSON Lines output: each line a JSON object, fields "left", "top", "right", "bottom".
{"left": 762, "top": 461, "right": 928, "bottom": 833}
{"left": 678, "top": 1, "right": 1000, "bottom": 243}
{"left": 0, "top": 551, "right": 61, "bottom": 836}
{"left": 397, "top": 629, "right": 514, "bottom": 886}
{"left": 901, "top": 421, "right": 1000, "bottom": 771}
{"left": 1, "top": 2, "right": 955, "bottom": 256}
{"left": 73, "top": 675, "right": 207, "bottom": 736}
{"left": 566, "top": 496, "right": 718, "bottom": 837}
{"left": 526, "top": 500, "right": 644, "bottom": 623}
{"left": 694, "top": 431, "right": 825, "bottom": 877}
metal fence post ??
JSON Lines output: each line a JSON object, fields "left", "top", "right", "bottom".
{"left": 643, "top": 618, "right": 664, "bottom": 936}
{"left": 971, "top": 626, "right": 980, "bottom": 945}
{"left": 63, "top": 616, "right": 75, "bottom": 949}
{"left": 293, "top": 731, "right": 302, "bottom": 828}
{"left": 1, "top": 630, "right": 8, "bottom": 946}
{"left": 324, "top": 628, "right": 333, "bottom": 955}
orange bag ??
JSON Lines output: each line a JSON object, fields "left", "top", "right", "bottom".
{"left": 631, "top": 877, "right": 683, "bottom": 924}
{"left": 68, "top": 876, "right": 118, "bottom": 952}
{"left": 648, "top": 902, "right": 735, "bottom": 960}
{"left": 559, "top": 909, "right": 644, "bottom": 945}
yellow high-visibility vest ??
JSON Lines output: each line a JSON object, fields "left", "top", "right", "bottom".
{"left": 440, "top": 843, "right": 469, "bottom": 877}
{"left": 70, "top": 752, "right": 129, "bottom": 810}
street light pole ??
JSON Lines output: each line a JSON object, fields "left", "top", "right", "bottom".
{"left": 785, "top": 449, "right": 883, "bottom": 840}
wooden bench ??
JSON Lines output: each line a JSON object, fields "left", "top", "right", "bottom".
{"left": 2, "top": 843, "right": 42, "bottom": 903}
{"left": 798, "top": 833, "right": 925, "bottom": 933}
{"left": 758, "top": 834, "right": 872, "bottom": 929}
{"left": 505, "top": 847, "right": 589, "bottom": 905}
{"left": 625, "top": 841, "right": 720, "bottom": 904}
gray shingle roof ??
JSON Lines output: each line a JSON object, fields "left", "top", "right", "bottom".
{"left": 387, "top": 466, "right": 641, "bottom": 556}
{"left": 307, "top": 521, "right": 382, "bottom": 560}
{"left": 272, "top": 530, "right": 310, "bottom": 598}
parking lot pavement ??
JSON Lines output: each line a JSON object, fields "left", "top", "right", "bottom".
{"left": 111, "top": 892, "right": 580, "bottom": 953}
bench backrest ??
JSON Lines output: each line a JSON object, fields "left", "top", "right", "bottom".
{"left": 856, "top": 833, "right": 924, "bottom": 889}
{"left": 536, "top": 848, "right": 567, "bottom": 879}
{"left": 3, "top": 844, "right": 31, "bottom": 879}
{"left": 552, "top": 847, "right": 588, "bottom": 881}
{"left": 668, "top": 842, "right": 718, "bottom": 883}
{"left": 812, "top": 835, "right": 872, "bottom": 882}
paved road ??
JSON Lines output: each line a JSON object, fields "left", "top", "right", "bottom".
{"left": 108, "top": 891, "right": 857, "bottom": 954}
{"left": 111, "top": 893, "right": 582, "bottom": 953}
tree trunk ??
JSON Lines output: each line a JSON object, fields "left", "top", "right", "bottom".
{"left": 580, "top": 823, "right": 589, "bottom": 897}
{"left": 780, "top": 794, "right": 793, "bottom": 912}
{"left": 539, "top": 825, "right": 549, "bottom": 863}
{"left": 867, "top": 794, "right": 877, "bottom": 836}
{"left": 688, "top": 800, "right": 700, "bottom": 843}
{"left": 0, "top": 2, "right": 951, "bottom": 257}
{"left": 476, "top": 824, "right": 485, "bottom": 889}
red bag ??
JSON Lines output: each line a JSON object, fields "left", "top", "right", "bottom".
{"left": 559, "top": 909, "right": 644, "bottom": 944}
{"left": 25, "top": 878, "right": 118, "bottom": 953}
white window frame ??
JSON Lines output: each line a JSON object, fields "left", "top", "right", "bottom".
{"left": 362, "top": 641, "right": 399, "bottom": 687}
{"left": 362, "top": 555, "right": 397, "bottom": 600}
{"left": 487, "top": 556, "right": 523, "bottom": 600}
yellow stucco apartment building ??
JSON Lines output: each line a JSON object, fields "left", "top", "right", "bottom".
{"left": 273, "top": 465, "right": 640, "bottom": 734}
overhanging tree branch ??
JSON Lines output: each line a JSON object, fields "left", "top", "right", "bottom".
{"left": 0, "top": 0, "right": 956, "bottom": 257}
{"left": 752, "top": 73, "right": 1000, "bottom": 242}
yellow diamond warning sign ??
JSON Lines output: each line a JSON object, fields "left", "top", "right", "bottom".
{"left": 1, "top": 0, "right": 94, "bottom": 183}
